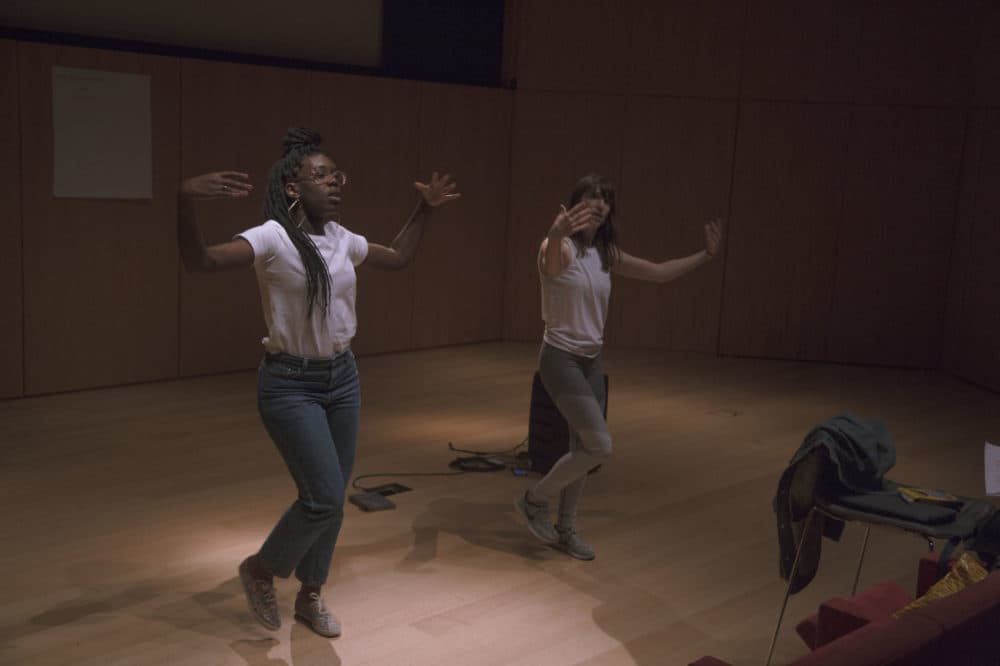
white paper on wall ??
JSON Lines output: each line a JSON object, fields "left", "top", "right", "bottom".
{"left": 52, "top": 66, "right": 152, "bottom": 199}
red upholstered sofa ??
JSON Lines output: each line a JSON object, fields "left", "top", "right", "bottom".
{"left": 691, "top": 559, "right": 1000, "bottom": 666}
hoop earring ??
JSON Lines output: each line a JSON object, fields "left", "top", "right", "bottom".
{"left": 288, "top": 198, "right": 304, "bottom": 229}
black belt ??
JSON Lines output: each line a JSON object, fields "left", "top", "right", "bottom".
{"left": 264, "top": 350, "right": 348, "bottom": 369}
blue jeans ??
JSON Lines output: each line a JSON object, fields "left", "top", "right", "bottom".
{"left": 255, "top": 350, "right": 361, "bottom": 587}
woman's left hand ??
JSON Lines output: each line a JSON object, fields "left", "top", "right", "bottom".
{"left": 414, "top": 172, "right": 461, "bottom": 207}
{"left": 705, "top": 217, "right": 723, "bottom": 258}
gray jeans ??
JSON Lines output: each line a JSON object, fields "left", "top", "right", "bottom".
{"left": 532, "top": 343, "right": 612, "bottom": 529}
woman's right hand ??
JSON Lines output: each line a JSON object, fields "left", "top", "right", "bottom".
{"left": 548, "top": 200, "right": 600, "bottom": 239}
{"left": 180, "top": 172, "right": 253, "bottom": 200}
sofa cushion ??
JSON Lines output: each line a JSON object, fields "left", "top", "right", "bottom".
{"left": 816, "top": 580, "right": 912, "bottom": 647}
{"left": 908, "top": 571, "right": 1000, "bottom": 664}
{"left": 794, "top": 613, "right": 942, "bottom": 666}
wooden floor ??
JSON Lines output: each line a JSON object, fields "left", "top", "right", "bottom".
{"left": 1, "top": 342, "right": 998, "bottom": 666}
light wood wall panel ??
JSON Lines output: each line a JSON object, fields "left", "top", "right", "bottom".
{"left": 626, "top": 0, "right": 745, "bottom": 98}
{"left": 720, "top": 102, "right": 850, "bottom": 361}
{"left": 946, "top": 109, "right": 1000, "bottom": 391}
{"left": 514, "top": 0, "right": 630, "bottom": 94}
{"left": 608, "top": 97, "right": 736, "bottom": 352}
{"left": 852, "top": 2, "right": 979, "bottom": 107}
{"left": 411, "top": 83, "right": 511, "bottom": 348}
{"left": 504, "top": 92, "right": 625, "bottom": 343}
{"left": 19, "top": 43, "right": 180, "bottom": 395}
{"left": 974, "top": 5, "right": 1000, "bottom": 107}
{"left": 944, "top": 110, "right": 981, "bottom": 388}
{"left": 513, "top": 3, "right": 983, "bottom": 372}
{"left": 0, "top": 41, "right": 22, "bottom": 398}
{"left": 179, "top": 60, "right": 311, "bottom": 376}
{"left": 742, "top": 0, "right": 861, "bottom": 102}
{"left": 310, "top": 73, "right": 422, "bottom": 356}
{"left": 743, "top": 1, "right": 980, "bottom": 106}
{"left": 516, "top": 0, "right": 744, "bottom": 98}
{"left": 4, "top": 1, "right": 991, "bottom": 397}
{"left": 827, "top": 108, "right": 965, "bottom": 368}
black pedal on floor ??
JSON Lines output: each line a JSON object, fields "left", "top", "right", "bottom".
{"left": 348, "top": 483, "right": 412, "bottom": 512}
{"left": 349, "top": 492, "right": 396, "bottom": 512}
{"left": 366, "top": 482, "right": 412, "bottom": 497}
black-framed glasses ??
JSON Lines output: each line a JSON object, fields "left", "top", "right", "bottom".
{"left": 293, "top": 169, "right": 347, "bottom": 187}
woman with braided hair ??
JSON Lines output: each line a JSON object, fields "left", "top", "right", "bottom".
{"left": 178, "top": 127, "right": 459, "bottom": 637}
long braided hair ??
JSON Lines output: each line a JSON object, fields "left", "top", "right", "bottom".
{"left": 568, "top": 173, "right": 620, "bottom": 272}
{"left": 263, "top": 128, "right": 331, "bottom": 316}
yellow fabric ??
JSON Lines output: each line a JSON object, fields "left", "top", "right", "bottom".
{"left": 894, "top": 551, "right": 989, "bottom": 618}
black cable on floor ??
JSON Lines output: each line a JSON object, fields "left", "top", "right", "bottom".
{"left": 447, "top": 437, "right": 527, "bottom": 457}
{"left": 351, "top": 471, "right": 464, "bottom": 492}
{"left": 351, "top": 436, "right": 529, "bottom": 492}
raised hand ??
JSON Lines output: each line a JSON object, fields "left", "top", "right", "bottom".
{"left": 704, "top": 217, "right": 723, "bottom": 257}
{"left": 549, "top": 200, "right": 602, "bottom": 238}
{"left": 181, "top": 171, "right": 253, "bottom": 200}
{"left": 414, "top": 172, "right": 461, "bottom": 207}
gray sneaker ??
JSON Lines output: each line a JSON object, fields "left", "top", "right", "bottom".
{"left": 294, "top": 592, "right": 342, "bottom": 638}
{"left": 554, "top": 528, "right": 595, "bottom": 560}
{"left": 514, "top": 491, "right": 559, "bottom": 544}
{"left": 238, "top": 557, "right": 280, "bottom": 630}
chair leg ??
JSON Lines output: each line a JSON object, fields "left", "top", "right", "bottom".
{"left": 766, "top": 507, "right": 818, "bottom": 666}
{"left": 850, "top": 526, "right": 871, "bottom": 596}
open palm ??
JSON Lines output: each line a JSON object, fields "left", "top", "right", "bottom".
{"left": 414, "top": 172, "right": 461, "bottom": 207}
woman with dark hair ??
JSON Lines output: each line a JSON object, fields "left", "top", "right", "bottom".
{"left": 514, "top": 173, "right": 722, "bottom": 560}
{"left": 177, "top": 128, "right": 459, "bottom": 637}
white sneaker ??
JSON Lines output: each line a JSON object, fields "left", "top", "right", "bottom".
{"left": 238, "top": 557, "right": 281, "bottom": 630}
{"left": 294, "top": 591, "right": 341, "bottom": 638}
{"left": 514, "top": 491, "right": 559, "bottom": 544}
{"left": 554, "top": 528, "right": 595, "bottom": 560}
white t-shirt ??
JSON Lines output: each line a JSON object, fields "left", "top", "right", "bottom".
{"left": 237, "top": 220, "right": 369, "bottom": 359}
{"left": 540, "top": 239, "right": 611, "bottom": 358}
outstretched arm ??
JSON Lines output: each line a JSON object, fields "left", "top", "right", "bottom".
{"left": 364, "top": 172, "right": 460, "bottom": 271}
{"left": 611, "top": 218, "right": 723, "bottom": 283}
{"left": 178, "top": 171, "right": 255, "bottom": 272}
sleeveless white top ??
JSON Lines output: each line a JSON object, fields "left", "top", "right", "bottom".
{"left": 540, "top": 238, "right": 611, "bottom": 358}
